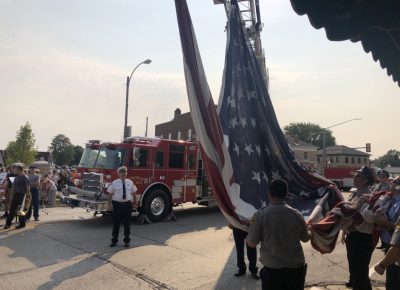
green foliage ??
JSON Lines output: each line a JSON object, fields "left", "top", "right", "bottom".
{"left": 373, "top": 150, "right": 400, "bottom": 168}
{"left": 49, "top": 134, "right": 74, "bottom": 166}
{"left": 5, "top": 122, "right": 37, "bottom": 165}
{"left": 72, "top": 145, "right": 84, "bottom": 165}
{"left": 283, "top": 122, "right": 336, "bottom": 149}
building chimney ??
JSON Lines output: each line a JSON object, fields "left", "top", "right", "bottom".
{"left": 174, "top": 108, "right": 181, "bottom": 119}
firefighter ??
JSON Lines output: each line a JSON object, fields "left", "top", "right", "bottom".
{"left": 246, "top": 179, "right": 310, "bottom": 290}
{"left": 107, "top": 166, "right": 138, "bottom": 247}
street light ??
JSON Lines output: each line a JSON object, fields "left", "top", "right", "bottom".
{"left": 312, "top": 118, "right": 362, "bottom": 174}
{"left": 123, "top": 59, "right": 152, "bottom": 138}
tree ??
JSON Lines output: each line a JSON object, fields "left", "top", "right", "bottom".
{"left": 72, "top": 145, "right": 84, "bottom": 165}
{"left": 283, "top": 122, "right": 336, "bottom": 149}
{"left": 5, "top": 122, "right": 37, "bottom": 165}
{"left": 49, "top": 134, "right": 74, "bottom": 166}
{"left": 373, "top": 149, "right": 400, "bottom": 168}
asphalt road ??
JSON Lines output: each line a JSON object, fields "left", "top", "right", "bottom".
{"left": 0, "top": 203, "right": 386, "bottom": 290}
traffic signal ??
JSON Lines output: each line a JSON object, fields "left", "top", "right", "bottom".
{"left": 366, "top": 143, "right": 371, "bottom": 152}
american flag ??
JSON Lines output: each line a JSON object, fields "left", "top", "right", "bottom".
{"left": 175, "top": 0, "right": 342, "bottom": 231}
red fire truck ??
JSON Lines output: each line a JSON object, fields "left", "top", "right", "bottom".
{"left": 67, "top": 137, "right": 213, "bottom": 221}
{"left": 323, "top": 167, "right": 358, "bottom": 191}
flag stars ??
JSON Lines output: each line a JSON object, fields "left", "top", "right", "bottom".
{"left": 252, "top": 171, "right": 261, "bottom": 184}
{"left": 244, "top": 143, "right": 254, "bottom": 156}
{"left": 251, "top": 118, "right": 256, "bottom": 128}
{"left": 239, "top": 117, "right": 247, "bottom": 128}
{"left": 262, "top": 171, "right": 269, "bottom": 182}
{"left": 233, "top": 143, "right": 240, "bottom": 156}
{"left": 230, "top": 117, "right": 238, "bottom": 128}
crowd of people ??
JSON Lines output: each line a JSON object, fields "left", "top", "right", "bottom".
{"left": 0, "top": 163, "right": 79, "bottom": 229}
{"left": 228, "top": 167, "right": 400, "bottom": 290}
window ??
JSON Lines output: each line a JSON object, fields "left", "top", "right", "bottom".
{"left": 317, "top": 157, "right": 320, "bottom": 163}
{"left": 156, "top": 151, "right": 164, "bottom": 168}
{"left": 303, "top": 152, "right": 308, "bottom": 160}
{"left": 363, "top": 157, "right": 367, "bottom": 164}
{"left": 79, "top": 147, "right": 126, "bottom": 169}
{"left": 177, "top": 131, "right": 181, "bottom": 140}
{"left": 330, "top": 156, "right": 334, "bottom": 163}
{"left": 357, "top": 157, "right": 361, "bottom": 164}
{"left": 336, "top": 156, "right": 340, "bottom": 163}
{"left": 345, "top": 157, "right": 349, "bottom": 163}
{"left": 351, "top": 157, "right": 355, "bottom": 164}
{"left": 188, "top": 129, "right": 192, "bottom": 140}
{"left": 131, "top": 147, "right": 148, "bottom": 168}
{"left": 188, "top": 153, "right": 196, "bottom": 169}
{"left": 169, "top": 144, "right": 184, "bottom": 168}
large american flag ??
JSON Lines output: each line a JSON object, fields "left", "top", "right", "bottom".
{"left": 175, "top": 0, "right": 342, "bottom": 232}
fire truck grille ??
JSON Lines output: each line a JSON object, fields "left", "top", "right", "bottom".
{"left": 83, "top": 173, "right": 103, "bottom": 193}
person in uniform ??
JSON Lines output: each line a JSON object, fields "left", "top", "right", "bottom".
{"left": 107, "top": 166, "right": 138, "bottom": 247}
{"left": 26, "top": 165, "right": 40, "bottom": 221}
{"left": 372, "top": 169, "right": 391, "bottom": 192}
{"left": 342, "top": 165, "right": 375, "bottom": 290}
{"left": 246, "top": 178, "right": 310, "bottom": 290}
{"left": 0, "top": 164, "right": 18, "bottom": 219}
{"left": 230, "top": 225, "right": 259, "bottom": 279}
{"left": 3, "top": 164, "right": 30, "bottom": 229}
{"left": 374, "top": 178, "right": 400, "bottom": 290}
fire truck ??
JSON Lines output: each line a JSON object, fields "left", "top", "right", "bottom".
{"left": 323, "top": 167, "right": 358, "bottom": 191}
{"left": 67, "top": 137, "right": 213, "bottom": 222}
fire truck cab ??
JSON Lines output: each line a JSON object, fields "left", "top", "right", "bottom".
{"left": 67, "top": 137, "right": 213, "bottom": 222}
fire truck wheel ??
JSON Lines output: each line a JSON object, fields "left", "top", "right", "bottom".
{"left": 144, "top": 189, "right": 171, "bottom": 222}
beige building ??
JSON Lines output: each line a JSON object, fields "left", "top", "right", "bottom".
{"left": 316, "top": 145, "right": 370, "bottom": 173}
{"left": 286, "top": 136, "right": 318, "bottom": 171}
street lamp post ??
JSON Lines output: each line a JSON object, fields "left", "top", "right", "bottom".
{"left": 123, "top": 59, "right": 152, "bottom": 139}
{"left": 319, "top": 118, "right": 362, "bottom": 174}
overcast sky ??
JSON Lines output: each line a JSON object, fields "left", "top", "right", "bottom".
{"left": 1, "top": 0, "right": 398, "bottom": 159}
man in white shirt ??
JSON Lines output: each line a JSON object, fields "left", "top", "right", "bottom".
{"left": 107, "top": 166, "right": 138, "bottom": 247}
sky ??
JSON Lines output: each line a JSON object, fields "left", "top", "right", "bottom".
{"left": 0, "top": 0, "right": 399, "bottom": 159}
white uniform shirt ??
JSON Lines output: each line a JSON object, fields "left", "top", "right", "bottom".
{"left": 107, "top": 178, "right": 137, "bottom": 202}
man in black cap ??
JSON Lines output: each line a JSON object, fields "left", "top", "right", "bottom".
{"left": 107, "top": 166, "right": 138, "bottom": 247}
{"left": 343, "top": 166, "right": 375, "bottom": 290}
{"left": 372, "top": 169, "right": 390, "bottom": 192}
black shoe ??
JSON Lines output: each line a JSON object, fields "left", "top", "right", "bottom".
{"left": 345, "top": 281, "right": 353, "bottom": 288}
{"left": 234, "top": 269, "right": 246, "bottom": 277}
{"left": 3, "top": 224, "right": 10, "bottom": 229}
{"left": 109, "top": 242, "right": 117, "bottom": 247}
{"left": 15, "top": 224, "right": 25, "bottom": 229}
{"left": 124, "top": 243, "right": 130, "bottom": 248}
{"left": 251, "top": 272, "right": 260, "bottom": 280}
{"left": 34, "top": 218, "right": 39, "bottom": 221}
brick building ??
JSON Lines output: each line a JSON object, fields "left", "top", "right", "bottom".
{"left": 155, "top": 108, "right": 195, "bottom": 141}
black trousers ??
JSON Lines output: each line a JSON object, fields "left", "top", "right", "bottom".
{"left": 386, "top": 264, "right": 400, "bottom": 290}
{"left": 111, "top": 201, "right": 132, "bottom": 244}
{"left": 232, "top": 227, "right": 257, "bottom": 273}
{"left": 26, "top": 187, "right": 39, "bottom": 220}
{"left": 260, "top": 264, "right": 307, "bottom": 290}
{"left": 345, "top": 231, "right": 374, "bottom": 290}
{"left": 5, "top": 192, "right": 26, "bottom": 226}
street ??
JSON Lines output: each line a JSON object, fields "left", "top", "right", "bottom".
{"left": 0, "top": 204, "right": 386, "bottom": 290}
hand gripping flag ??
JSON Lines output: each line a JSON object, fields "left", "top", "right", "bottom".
{"left": 175, "top": 0, "right": 343, "bottom": 245}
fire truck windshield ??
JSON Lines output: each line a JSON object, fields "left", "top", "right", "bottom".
{"left": 79, "top": 147, "right": 126, "bottom": 169}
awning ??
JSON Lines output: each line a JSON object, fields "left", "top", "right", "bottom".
{"left": 290, "top": 0, "right": 400, "bottom": 86}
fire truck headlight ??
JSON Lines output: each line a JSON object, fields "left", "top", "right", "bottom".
{"left": 74, "top": 179, "right": 83, "bottom": 186}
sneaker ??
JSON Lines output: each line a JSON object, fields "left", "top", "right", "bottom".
{"left": 15, "top": 224, "right": 25, "bottom": 229}
{"left": 234, "top": 269, "right": 246, "bottom": 277}
{"left": 3, "top": 224, "right": 10, "bottom": 229}
{"left": 109, "top": 242, "right": 117, "bottom": 247}
{"left": 251, "top": 272, "right": 260, "bottom": 280}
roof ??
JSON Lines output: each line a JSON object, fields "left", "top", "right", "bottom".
{"left": 317, "top": 145, "right": 370, "bottom": 157}
{"left": 290, "top": 0, "right": 400, "bottom": 86}
{"left": 286, "top": 135, "right": 317, "bottom": 148}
